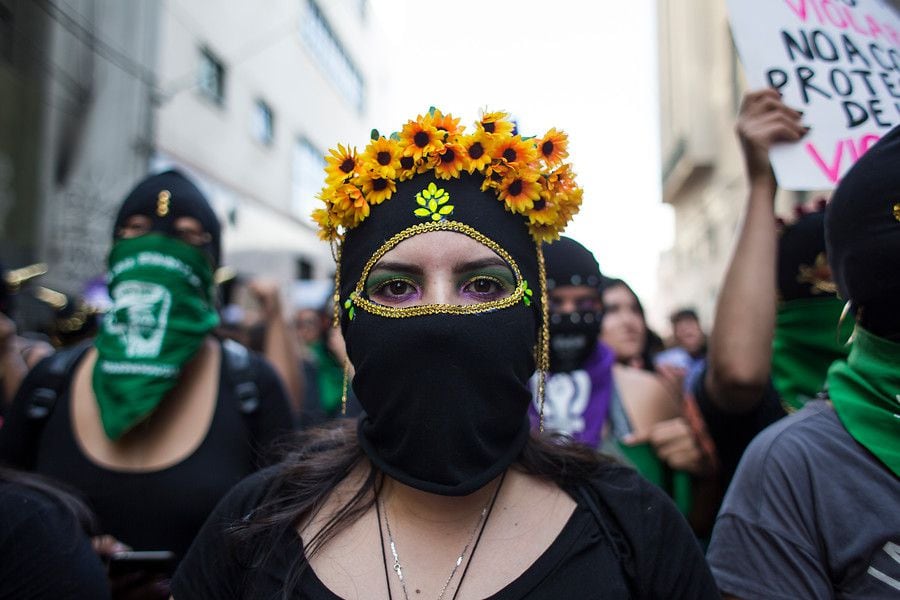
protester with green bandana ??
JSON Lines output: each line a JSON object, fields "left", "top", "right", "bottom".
{"left": 691, "top": 89, "right": 851, "bottom": 494}
{"left": 707, "top": 121, "right": 900, "bottom": 598}
{"left": 0, "top": 170, "right": 293, "bottom": 596}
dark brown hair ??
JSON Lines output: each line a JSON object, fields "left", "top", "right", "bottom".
{"left": 230, "top": 419, "right": 614, "bottom": 598}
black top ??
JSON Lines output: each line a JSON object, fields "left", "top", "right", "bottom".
{"left": 172, "top": 463, "right": 718, "bottom": 599}
{"left": 0, "top": 480, "right": 110, "bottom": 600}
{"left": 691, "top": 363, "right": 786, "bottom": 489}
{"left": 0, "top": 344, "right": 294, "bottom": 562}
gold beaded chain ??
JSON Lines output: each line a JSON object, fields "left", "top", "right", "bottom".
{"left": 535, "top": 241, "right": 549, "bottom": 432}
{"left": 349, "top": 221, "right": 527, "bottom": 319}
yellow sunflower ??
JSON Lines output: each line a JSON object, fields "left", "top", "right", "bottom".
{"left": 460, "top": 131, "right": 493, "bottom": 174}
{"left": 492, "top": 134, "right": 538, "bottom": 167}
{"left": 498, "top": 169, "right": 542, "bottom": 214}
{"left": 330, "top": 184, "right": 370, "bottom": 226}
{"left": 528, "top": 221, "right": 562, "bottom": 243}
{"left": 324, "top": 144, "right": 360, "bottom": 186}
{"left": 312, "top": 206, "right": 340, "bottom": 241}
{"left": 362, "top": 137, "right": 401, "bottom": 180}
{"left": 478, "top": 110, "right": 515, "bottom": 136}
{"left": 359, "top": 173, "right": 397, "bottom": 205}
{"left": 399, "top": 117, "right": 443, "bottom": 162}
{"left": 537, "top": 128, "right": 569, "bottom": 167}
{"left": 433, "top": 142, "right": 467, "bottom": 180}
{"left": 396, "top": 155, "right": 419, "bottom": 182}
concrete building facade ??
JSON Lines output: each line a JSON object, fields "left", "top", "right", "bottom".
{"left": 656, "top": 0, "right": 802, "bottom": 328}
{"left": 153, "top": 0, "right": 382, "bottom": 285}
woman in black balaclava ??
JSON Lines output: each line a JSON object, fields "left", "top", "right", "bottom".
{"left": 0, "top": 170, "right": 293, "bottom": 595}
{"left": 172, "top": 110, "right": 717, "bottom": 599}
{"left": 706, "top": 124, "right": 900, "bottom": 599}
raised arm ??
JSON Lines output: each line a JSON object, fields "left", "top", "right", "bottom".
{"left": 705, "top": 89, "right": 807, "bottom": 413}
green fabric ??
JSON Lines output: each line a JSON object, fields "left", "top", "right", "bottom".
{"left": 771, "top": 296, "right": 852, "bottom": 411}
{"left": 309, "top": 340, "right": 344, "bottom": 414}
{"left": 616, "top": 441, "right": 693, "bottom": 516}
{"left": 93, "top": 234, "right": 219, "bottom": 440}
{"left": 827, "top": 326, "right": 900, "bottom": 478}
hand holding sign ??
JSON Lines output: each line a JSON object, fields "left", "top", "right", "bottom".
{"left": 737, "top": 89, "right": 810, "bottom": 187}
{"left": 727, "top": 0, "right": 900, "bottom": 190}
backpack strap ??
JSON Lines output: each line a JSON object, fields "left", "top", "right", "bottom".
{"left": 26, "top": 340, "right": 92, "bottom": 422}
{"left": 221, "top": 339, "right": 264, "bottom": 453}
{"left": 577, "top": 483, "right": 639, "bottom": 598}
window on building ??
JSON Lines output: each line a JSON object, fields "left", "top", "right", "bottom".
{"left": 299, "top": 0, "right": 365, "bottom": 113}
{"left": 296, "top": 258, "right": 313, "bottom": 280}
{"left": 292, "top": 137, "right": 325, "bottom": 222}
{"left": 198, "top": 47, "right": 225, "bottom": 105}
{"left": 252, "top": 99, "right": 275, "bottom": 145}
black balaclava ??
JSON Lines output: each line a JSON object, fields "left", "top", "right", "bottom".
{"left": 340, "top": 172, "right": 540, "bottom": 496}
{"left": 826, "top": 124, "right": 900, "bottom": 336}
{"left": 777, "top": 204, "right": 838, "bottom": 301}
{"left": 113, "top": 169, "right": 221, "bottom": 267}
{"left": 543, "top": 236, "right": 603, "bottom": 372}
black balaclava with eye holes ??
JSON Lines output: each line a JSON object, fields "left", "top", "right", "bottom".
{"left": 339, "top": 172, "right": 541, "bottom": 496}
{"left": 113, "top": 170, "right": 221, "bottom": 267}
{"left": 543, "top": 236, "right": 603, "bottom": 373}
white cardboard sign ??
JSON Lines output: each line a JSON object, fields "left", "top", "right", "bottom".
{"left": 727, "top": 0, "right": 900, "bottom": 190}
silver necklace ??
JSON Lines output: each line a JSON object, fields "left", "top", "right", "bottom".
{"left": 378, "top": 475, "right": 504, "bottom": 600}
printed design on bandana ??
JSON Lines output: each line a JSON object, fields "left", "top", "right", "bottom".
{"left": 104, "top": 280, "right": 172, "bottom": 359}
{"left": 413, "top": 182, "right": 454, "bottom": 221}
{"left": 536, "top": 370, "right": 591, "bottom": 435}
{"left": 349, "top": 221, "right": 526, "bottom": 319}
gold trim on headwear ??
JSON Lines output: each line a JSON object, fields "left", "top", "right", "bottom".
{"left": 157, "top": 190, "right": 171, "bottom": 217}
{"left": 535, "top": 241, "right": 549, "bottom": 432}
{"left": 347, "top": 220, "right": 527, "bottom": 319}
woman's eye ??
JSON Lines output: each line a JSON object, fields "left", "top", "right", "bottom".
{"left": 369, "top": 278, "right": 419, "bottom": 304}
{"left": 386, "top": 280, "right": 414, "bottom": 296}
{"left": 462, "top": 276, "right": 507, "bottom": 298}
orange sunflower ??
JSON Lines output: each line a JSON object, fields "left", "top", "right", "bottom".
{"left": 492, "top": 134, "right": 538, "bottom": 167}
{"left": 330, "top": 184, "right": 369, "bottom": 226}
{"left": 498, "top": 169, "right": 542, "bottom": 214}
{"left": 362, "top": 137, "right": 401, "bottom": 180}
{"left": 460, "top": 131, "right": 493, "bottom": 174}
{"left": 478, "top": 110, "right": 515, "bottom": 136}
{"left": 359, "top": 173, "right": 396, "bottom": 205}
{"left": 425, "top": 109, "right": 464, "bottom": 139}
{"left": 399, "top": 117, "right": 443, "bottom": 162}
{"left": 324, "top": 144, "right": 360, "bottom": 186}
{"left": 397, "top": 155, "right": 419, "bottom": 182}
{"left": 433, "top": 142, "right": 467, "bottom": 180}
{"left": 537, "top": 128, "right": 569, "bottom": 167}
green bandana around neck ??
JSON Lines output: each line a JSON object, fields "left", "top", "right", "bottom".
{"left": 771, "top": 296, "right": 853, "bottom": 411}
{"left": 93, "top": 234, "right": 219, "bottom": 439}
{"left": 826, "top": 326, "right": 900, "bottom": 479}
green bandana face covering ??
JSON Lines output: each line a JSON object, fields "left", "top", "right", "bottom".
{"left": 93, "top": 234, "right": 219, "bottom": 439}
{"left": 771, "top": 297, "right": 853, "bottom": 411}
{"left": 826, "top": 327, "right": 900, "bottom": 478}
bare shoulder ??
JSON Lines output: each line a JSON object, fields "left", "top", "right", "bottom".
{"left": 612, "top": 364, "right": 680, "bottom": 432}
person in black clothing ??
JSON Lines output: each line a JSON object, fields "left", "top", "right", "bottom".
{"left": 0, "top": 170, "right": 293, "bottom": 594}
{"left": 172, "top": 110, "right": 716, "bottom": 599}
{"left": 694, "top": 89, "right": 852, "bottom": 490}
{"left": 0, "top": 467, "right": 110, "bottom": 600}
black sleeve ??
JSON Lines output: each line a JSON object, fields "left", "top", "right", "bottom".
{"left": 246, "top": 353, "right": 296, "bottom": 466}
{"left": 692, "top": 363, "right": 786, "bottom": 489}
{"left": 592, "top": 466, "right": 719, "bottom": 600}
{"left": 171, "top": 467, "right": 278, "bottom": 600}
{"left": 0, "top": 357, "right": 56, "bottom": 470}
{"left": 0, "top": 484, "right": 111, "bottom": 600}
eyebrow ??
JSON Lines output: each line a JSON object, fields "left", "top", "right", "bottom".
{"left": 371, "top": 256, "right": 511, "bottom": 276}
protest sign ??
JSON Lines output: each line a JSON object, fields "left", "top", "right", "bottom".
{"left": 727, "top": 0, "right": 900, "bottom": 190}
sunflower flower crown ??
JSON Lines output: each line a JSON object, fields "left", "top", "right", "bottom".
{"left": 312, "top": 108, "right": 583, "bottom": 244}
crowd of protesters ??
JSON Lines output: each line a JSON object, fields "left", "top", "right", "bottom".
{"left": 0, "top": 89, "right": 897, "bottom": 599}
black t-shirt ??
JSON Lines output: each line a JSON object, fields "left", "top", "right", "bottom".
{"left": 0, "top": 480, "right": 110, "bottom": 600}
{"left": 691, "top": 363, "right": 786, "bottom": 490}
{"left": 172, "top": 463, "right": 718, "bottom": 599}
{"left": 0, "top": 343, "right": 294, "bottom": 562}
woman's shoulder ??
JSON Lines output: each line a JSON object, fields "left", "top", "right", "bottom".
{"left": 612, "top": 365, "right": 679, "bottom": 427}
